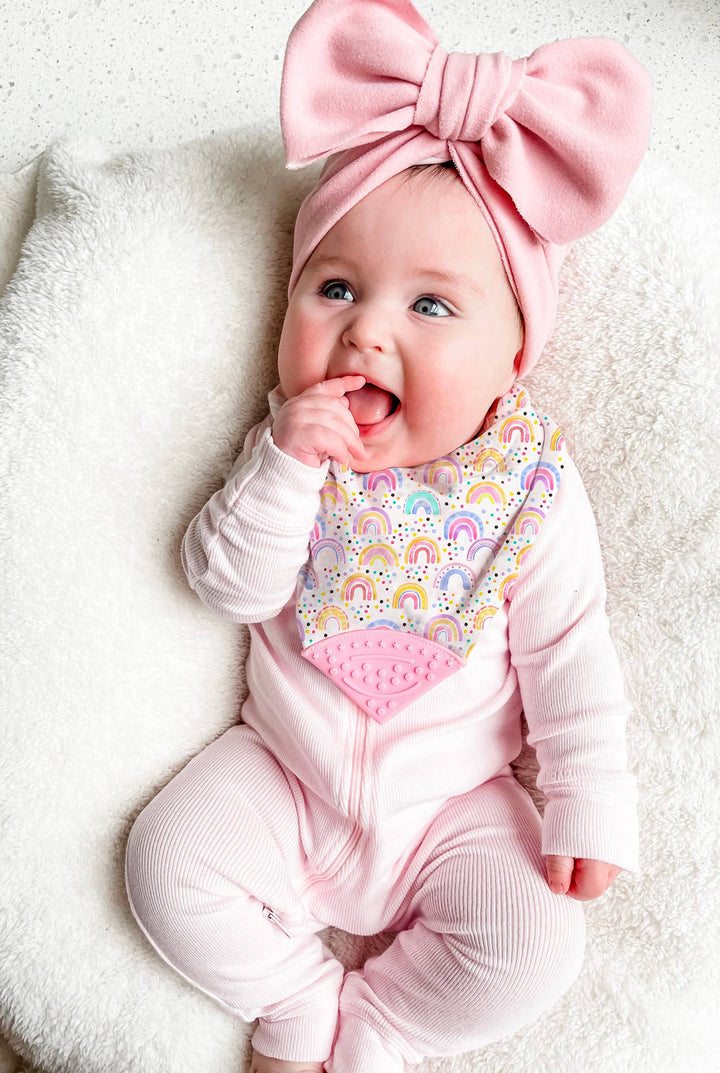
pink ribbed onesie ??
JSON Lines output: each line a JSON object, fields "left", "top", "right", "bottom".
{"left": 125, "top": 384, "right": 638, "bottom": 1072}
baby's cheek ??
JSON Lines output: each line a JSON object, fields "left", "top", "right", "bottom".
{"left": 415, "top": 384, "right": 456, "bottom": 425}
{"left": 405, "top": 388, "right": 453, "bottom": 445}
{"left": 278, "top": 311, "right": 328, "bottom": 395}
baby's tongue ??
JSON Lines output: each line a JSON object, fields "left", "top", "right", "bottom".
{"left": 346, "top": 384, "right": 394, "bottom": 426}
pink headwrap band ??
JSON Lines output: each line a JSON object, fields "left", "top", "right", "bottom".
{"left": 280, "top": 0, "right": 652, "bottom": 376}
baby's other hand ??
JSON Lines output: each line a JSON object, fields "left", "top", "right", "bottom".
{"left": 272, "top": 375, "right": 368, "bottom": 468}
{"left": 544, "top": 855, "right": 622, "bottom": 901}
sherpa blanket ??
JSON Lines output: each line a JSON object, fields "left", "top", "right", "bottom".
{"left": 1, "top": 132, "right": 719, "bottom": 1073}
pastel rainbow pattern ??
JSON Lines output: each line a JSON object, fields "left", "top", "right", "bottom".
{"left": 353, "top": 507, "right": 392, "bottom": 535}
{"left": 443, "top": 511, "right": 484, "bottom": 542}
{"left": 311, "top": 538, "right": 346, "bottom": 566}
{"left": 435, "top": 563, "right": 475, "bottom": 591}
{"left": 499, "top": 415, "right": 536, "bottom": 445}
{"left": 296, "top": 383, "right": 565, "bottom": 669}
{"left": 363, "top": 468, "right": 403, "bottom": 493}
{"left": 319, "top": 480, "right": 348, "bottom": 508}
{"left": 405, "top": 536, "right": 441, "bottom": 565}
{"left": 392, "top": 583, "right": 429, "bottom": 611}
{"left": 474, "top": 447, "right": 506, "bottom": 474}
{"left": 466, "top": 482, "right": 508, "bottom": 508}
{"left": 422, "top": 457, "right": 463, "bottom": 486}
{"left": 358, "top": 543, "right": 400, "bottom": 569}
{"left": 425, "top": 614, "right": 463, "bottom": 645}
{"left": 316, "top": 605, "right": 350, "bottom": 633}
{"left": 512, "top": 509, "right": 545, "bottom": 536}
{"left": 404, "top": 490, "right": 440, "bottom": 515}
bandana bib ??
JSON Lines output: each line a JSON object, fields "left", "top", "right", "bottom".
{"left": 295, "top": 385, "right": 564, "bottom": 722}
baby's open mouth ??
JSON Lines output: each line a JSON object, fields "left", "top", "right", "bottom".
{"left": 346, "top": 383, "right": 400, "bottom": 426}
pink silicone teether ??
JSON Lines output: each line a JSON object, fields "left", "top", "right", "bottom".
{"left": 302, "top": 628, "right": 464, "bottom": 723}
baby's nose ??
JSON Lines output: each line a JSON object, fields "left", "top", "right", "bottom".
{"left": 341, "top": 307, "right": 391, "bottom": 354}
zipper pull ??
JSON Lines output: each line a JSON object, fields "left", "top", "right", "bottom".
{"left": 261, "top": 904, "right": 292, "bottom": 938}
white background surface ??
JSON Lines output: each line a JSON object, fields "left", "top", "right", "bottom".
{"left": 1, "top": 0, "right": 719, "bottom": 201}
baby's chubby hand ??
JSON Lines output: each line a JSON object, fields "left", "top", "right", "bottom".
{"left": 272, "top": 375, "right": 368, "bottom": 468}
{"left": 545, "top": 855, "right": 622, "bottom": 901}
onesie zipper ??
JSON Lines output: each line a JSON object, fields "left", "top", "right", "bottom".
{"left": 261, "top": 903, "right": 294, "bottom": 938}
{"left": 348, "top": 711, "right": 369, "bottom": 823}
{"left": 299, "top": 712, "right": 371, "bottom": 898}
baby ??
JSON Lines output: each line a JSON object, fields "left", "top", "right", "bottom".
{"left": 125, "top": 2, "right": 651, "bottom": 1071}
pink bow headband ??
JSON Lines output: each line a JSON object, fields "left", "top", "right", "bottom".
{"left": 280, "top": 0, "right": 652, "bottom": 376}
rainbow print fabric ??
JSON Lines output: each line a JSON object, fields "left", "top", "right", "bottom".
{"left": 295, "top": 384, "right": 564, "bottom": 712}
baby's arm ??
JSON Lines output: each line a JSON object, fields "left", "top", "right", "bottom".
{"left": 507, "top": 456, "right": 639, "bottom": 895}
{"left": 180, "top": 376, "right": 366, "bottom": 623}
{"left": 181, "top": 421, "right": 324, "bottom": 622}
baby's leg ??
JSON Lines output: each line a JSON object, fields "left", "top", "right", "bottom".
{"left": 125, "top": 724, "right": 343, "bottom": 1066}
{"left": 250, "top": 1054, "right": 323, "bottom": 1073}
{"left": 327, "top": 770, "right": 586, "bottom": 1072}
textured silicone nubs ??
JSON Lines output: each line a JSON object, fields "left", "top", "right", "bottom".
{"left": 301, "top": 628, "right": 464, "bottom": 723}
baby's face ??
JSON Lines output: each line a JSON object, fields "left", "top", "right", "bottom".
{"left": 277, "top": 169, "right": 523, "bottom": 471}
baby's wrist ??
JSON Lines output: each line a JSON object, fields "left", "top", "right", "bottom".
{"left": 269, "top": 428, "right": 324, "bottom": 469}
{"left": 273, "top": 439, "right": 323, "bottom": 468}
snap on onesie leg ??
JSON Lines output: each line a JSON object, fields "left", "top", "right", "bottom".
{"left": 323, "top": 1015, "right": 405, "bottom": 1073}
{"left": 325, "top": 772, "right": 586, "bottom": 1071}
{"left": 124, "top": 723, "right": 343, "bottom": 1061}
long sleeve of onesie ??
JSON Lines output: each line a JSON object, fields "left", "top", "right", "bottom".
{"left": 181, "top": 418, "right": 329, "bottom": 623}
{"left": 507, "top": 454, "right": 639, "bottom": 872}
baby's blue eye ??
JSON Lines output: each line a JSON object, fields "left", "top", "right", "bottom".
{"left": 321, "top": 281, "right": 353, "bottom": 301}
{"left": 413, "top": 296, "right": 451, "bottom": 317}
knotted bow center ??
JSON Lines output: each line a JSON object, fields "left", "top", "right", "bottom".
{"left": 415, "top": 45, "right": 526, "bottom": 142}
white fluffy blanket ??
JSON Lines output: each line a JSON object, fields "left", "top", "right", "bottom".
{"left": 1, "top": 131, "right": 719, "bottom": 1073}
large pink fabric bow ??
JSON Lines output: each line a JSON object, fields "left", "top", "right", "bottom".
{"left": 280, "top": 0, "right": 652, "bottom": 375}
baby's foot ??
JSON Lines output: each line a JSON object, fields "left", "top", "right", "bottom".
{"left": 250, "top": 1048, "right": 325, "bottom": 1073}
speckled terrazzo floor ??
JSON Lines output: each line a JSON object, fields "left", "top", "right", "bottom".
{"left": 1, "top": 0, "right": 718, "bottom": 198}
